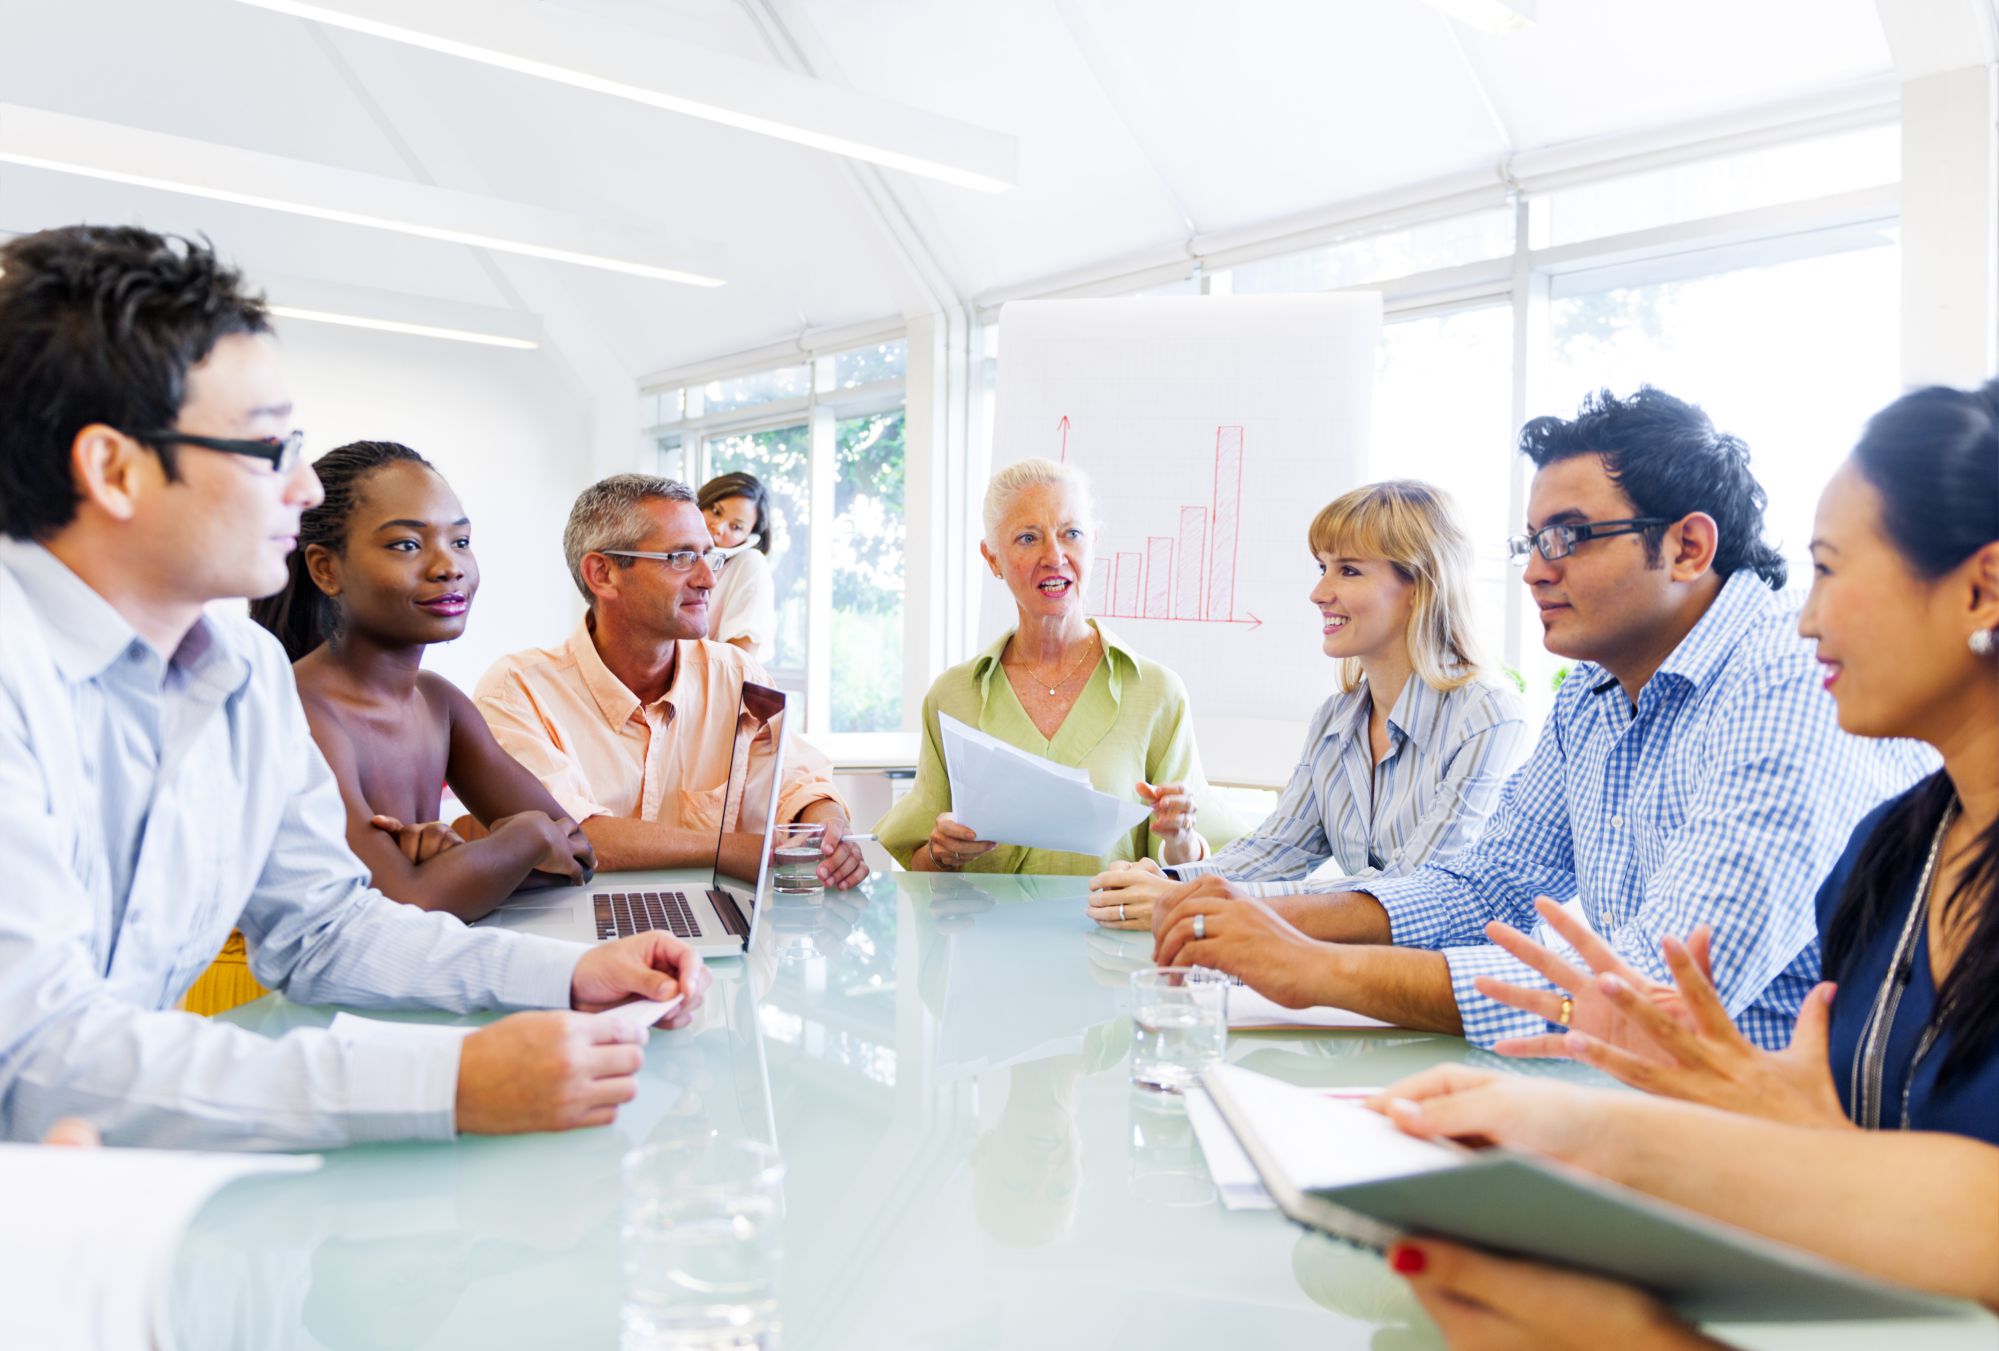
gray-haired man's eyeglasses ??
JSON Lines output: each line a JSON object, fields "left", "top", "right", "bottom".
{"left": 601, "top": 548, "right": 728, "bottom": 574}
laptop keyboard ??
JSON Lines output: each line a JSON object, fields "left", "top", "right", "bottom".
{"left": 594, "top": 890, "right": 700, "bottom": 941}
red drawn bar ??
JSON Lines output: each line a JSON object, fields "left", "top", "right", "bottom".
{"left": 1205, "top": 426, "right": 1244, "bottom": 623}
{"left": 1087, "top": 568, "right": 1110, "bottom": 616}
{"left": 1114, "top": 551, "right": 1142, "bottom": 618}
{"left": 1176, "top": 506, "right": 1207, "bottom": 620}
{"left": 1145, "top": 537, "right": 1173, "bottom": 619}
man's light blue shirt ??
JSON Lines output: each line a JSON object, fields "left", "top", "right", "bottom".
{"left": 1352, "top": 571, "right": 1934, "bottom": 1048}
{"left": 0, "top": 540, "right": 586, "bottom": 1149}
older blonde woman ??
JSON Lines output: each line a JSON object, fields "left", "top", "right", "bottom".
{"left": 1092, "top": 479, "right": 1527, "bottom": 927}
{"left": 877, "top": 459, "right": 1228, "bottom": 876}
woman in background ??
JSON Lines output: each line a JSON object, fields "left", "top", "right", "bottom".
{"left": 1090, "top": 479, "right": 1526, "bottom": 929}
{"left": 876, "top": 458, "right": 1229, "bottom": 876}
{"left": 699, "top": 470, "right": 777, "bottom": 662}
{"left": 251, "top": 441, "right": 594, "bottom": 921}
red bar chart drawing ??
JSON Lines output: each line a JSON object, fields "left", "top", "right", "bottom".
{"left": 1077, "top": 421, "right": 1257, "bottom": 628}
{"left": 1144, "top": 537, "right": 1174, "bottom": 618}
{"left": 1112, "top": 552, "right": 1142, "bottom": 618}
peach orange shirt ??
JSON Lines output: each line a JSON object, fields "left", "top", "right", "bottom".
{"left": 473, "top": 618, "right": 842, "bottom": 835}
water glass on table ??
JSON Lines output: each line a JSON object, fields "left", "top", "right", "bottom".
{"left": 621, "top": 1139, "right": 785, "bottom": 1350}
{"left": 769, "top": 822, "right": 826, "bottom": 894}
{"left": 1129, "top": 966, "right": 1229, "bottom": 1094}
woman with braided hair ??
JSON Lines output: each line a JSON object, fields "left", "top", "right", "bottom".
{"left": 250, "top": 441, "right": 595, "bottom": 920}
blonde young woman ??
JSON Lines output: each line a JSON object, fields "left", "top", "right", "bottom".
{"left": 876, "top": 458, "right": 1229, "bottom": 876}
{"left": 1091, "top": 480, "right": 1527, "bottom": 928}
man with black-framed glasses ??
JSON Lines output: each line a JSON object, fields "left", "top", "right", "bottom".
{"left": 1154, "top": 386, "right": 1930, "bottom": 1054}
{"left": 0, "top": 224, "right": 712, "bottom": 1150}
{"left": 473, "top": 474, "right": 868, "bottom": 889}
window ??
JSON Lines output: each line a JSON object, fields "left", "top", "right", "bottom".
{"left": 704, "top": 422, "right": 812, "bottom": 675}
{"left": 1372, "top": 304, "right": 1517, "bottom": 669}
{"left": 1224, "top": 207, "right": 1516, "bottom": 295}
{"left": 640, "top": 339, "right": 907, "bottom": 735}
{"left": 831, "top": 408, "right": 906, "bottom": 732}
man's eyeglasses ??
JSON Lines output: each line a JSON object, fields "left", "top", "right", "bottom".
{"left": 1507, "top": 517, "right": 1671, "bottom": 566}
{"left": 133, "top": 429, "right": 307, "bottom": 477}
{"left": 601, "top": 548, "right": 728, "bottom": 574}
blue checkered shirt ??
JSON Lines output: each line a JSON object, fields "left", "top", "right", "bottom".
{"left": 1354, "top": 571, "right": 1935, "bottom": 1049}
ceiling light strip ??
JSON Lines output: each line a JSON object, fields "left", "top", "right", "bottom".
{"left": 266, "top": 304, "right": 539, "bottom": 349}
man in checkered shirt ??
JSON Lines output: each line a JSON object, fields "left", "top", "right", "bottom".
{"left": 1156, "top": 387, "right": 1930, "bottom": 1050}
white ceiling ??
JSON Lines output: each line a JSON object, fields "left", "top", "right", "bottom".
{"left": 0, "top": 0, "right": 1895, "bottom": 380}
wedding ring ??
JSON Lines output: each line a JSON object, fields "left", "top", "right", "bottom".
{"left": 1118, "top": 903, "right": 1128, "bottom": 922}
{"left": 1557, "top": 995, "right": 1574, "bottom": 1028}
{"left": 1193, "top": 913, "right": 1207, "bottom": 940}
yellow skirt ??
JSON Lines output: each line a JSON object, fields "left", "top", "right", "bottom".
{"left": 177, "top": 931, "right": 268, "bottom": 1016}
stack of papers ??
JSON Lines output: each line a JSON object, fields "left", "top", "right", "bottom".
{"left": 328, "top": 995, "right": 685, "bottom": 1048}
{"left": 939, "top": 712, "right": 1150, "bottom": 856}
{"left": 0, "top": 1144, "right": 319, "bottom": 1350}
{"left": 1185, "top": 1083, "right": 1387, "bottom": 1210}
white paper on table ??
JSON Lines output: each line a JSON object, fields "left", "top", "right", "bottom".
{"left": 0, "top": 1143, "right": 319, "bottom": 1351}
{"left": 1184, "top": 1088, "right": 1275, "bottom": 1209}
{"left": 1227, "top": 984, "right": 1396, "bottom": 1031}
{"left": 938, "top": 712, "right": 1151, "bottom": 856}
{"left": 330, "top": 995, "right": 686, "bottom": 1048}
{"left": 1187, "top": 1083, "right": 1389, "bottom": 1208}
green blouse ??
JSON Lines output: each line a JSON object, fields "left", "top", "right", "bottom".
{"left": 876, "top": 621, "right": 1234, "bottom": 875}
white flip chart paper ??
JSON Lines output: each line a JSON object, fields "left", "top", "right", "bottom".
{"left": 939, "top": 712, "right": 1151, "bottom": 856}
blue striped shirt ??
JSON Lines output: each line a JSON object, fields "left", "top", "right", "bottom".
{"left": 1174, "top": 674, "right": 1527, "bottom": 892}
{"left": 0, "top": 541, "right": 587, "bottom": 1149}
{"left": 1357, "top": 571, "right": 1934, "bottom": 1049}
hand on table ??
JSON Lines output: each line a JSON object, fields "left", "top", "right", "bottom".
{"left": 1086, "top": 857, "right": 1170, "bottom": 930}
{"left": 1153, "top": 876, "right": 1332, "bottom": 1008}
{"left": 799, "top": 804, "right": 868, "bottom": 890}
{"left": 1137, "top": 780, "right": 1202, "bottom": 865}
{"left": 454, "top": 1011, "right": 647, "bottom": 1134}
{"left": 926, "top": 812, "right": 997, "bottom": 871}
{"left": 42, "top": 1118, "right": 100, "bottom": 1148}
{"left": 493, "top": 810, "right": 596, "bottom": 885}
{"left": 571, "top": 932, "right": 708, "bottom": 1029}
{"left": 369, "top": 814, "right": 465, "bottom": 865}
{"left": 1488, "top": 903, "right": 1848, "bottom": 1126}
{"left": 1387, "top": 1237, "right": 1723, "bottom": 1351}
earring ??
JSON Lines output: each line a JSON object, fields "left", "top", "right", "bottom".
{"left": 1972, "top": 628, "right": 1997, "bottom": 658}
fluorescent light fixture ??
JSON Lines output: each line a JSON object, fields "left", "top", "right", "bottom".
{"left": 1419, "top": 0, "right": 1536, "bottom": 34}
{"left": 266, "top": 305, "right": 538, "bottom": 349}
{"left": 0, "top": 103, "right": 725, "bottom": 286}
{"left": 228, "top": 0, "right": 1018, "bottom": 193}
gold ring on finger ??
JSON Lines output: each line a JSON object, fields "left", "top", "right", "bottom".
{"left": 1557, "top": 995, "right": 1574, "bottom": 1028}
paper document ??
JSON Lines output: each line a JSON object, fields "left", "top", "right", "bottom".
{"left": 1205, "top": 1064, "right": 1461, "bottom": 1193}
{"left": 330, "top": 993, "right": 686, "bottom": 1048}
{"left": 1188, "top": 1083, "right": 1387, "bottom": 1209}
{"left": 1228, "top": 985, "right": 1395, "bottom": 1031}
{"left": 0, "top": 1143, "right": 319, "bottom": 1351}
{"left": 938, "top": 712, "right": 1150, "bottom": 856}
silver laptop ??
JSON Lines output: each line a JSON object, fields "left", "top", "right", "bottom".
{"left": 475, "top": 681, "right": 789, "bottom": 957}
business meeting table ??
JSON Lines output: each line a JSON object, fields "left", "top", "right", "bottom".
{"left": 170, "top": 864, "right": 1998, "bottom": 1349}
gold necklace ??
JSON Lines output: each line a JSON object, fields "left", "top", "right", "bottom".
{"left": 1010, "top": 633, "right": 1098, "bottom": 697}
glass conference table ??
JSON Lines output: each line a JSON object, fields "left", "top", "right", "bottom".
{"left": 170, "top": 868, "right": 1996, "bottom": 1350}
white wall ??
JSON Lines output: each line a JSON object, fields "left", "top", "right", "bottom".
{"left": 270, "top": 317, "right": 606, "bottom": 693}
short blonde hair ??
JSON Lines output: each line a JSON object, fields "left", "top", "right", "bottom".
{"left": 982, "top": 458, "right": 1097, "bottom": 548}
{"left": 1308, "top": 479, "right": 1487, "bottom": 694}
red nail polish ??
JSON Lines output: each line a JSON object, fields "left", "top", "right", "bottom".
{"left": 1389, "top": 1243, "right": 1428, "bottom": 1275}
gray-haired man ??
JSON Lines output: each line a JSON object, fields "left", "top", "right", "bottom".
{"left": 474, "top": 474, "right": 866, "bottom": 888}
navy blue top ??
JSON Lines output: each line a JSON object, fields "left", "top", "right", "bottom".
{"left": 1817, "top": 791, "right": 1999, "bottom": 1145}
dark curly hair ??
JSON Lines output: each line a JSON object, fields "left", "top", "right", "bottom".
{"left": 0, "top": 225, "right": 270, "bottom": 541}
{"left": 250, "top": 441, "right": 434, "bottom": 660}
{"left": 1518, "top": 386, "right": 1787, "bottom": 590}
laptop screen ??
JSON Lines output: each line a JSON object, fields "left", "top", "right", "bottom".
{"left": 711, "top": 680, "right": 789, "bottom": 908}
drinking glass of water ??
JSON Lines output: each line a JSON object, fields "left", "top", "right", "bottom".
{"left": 769, "top": 823, "right": 826, "bottom": 894}
{"left": 1129, "top": 966, "right": 1229, "bottom": 1093}
{"left": 621, "top": 1138, "right": 784, "bottom": 1350}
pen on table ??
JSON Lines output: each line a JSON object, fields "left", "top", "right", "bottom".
{"left": 837, "top": 832, "right": 878, "bottom": 844}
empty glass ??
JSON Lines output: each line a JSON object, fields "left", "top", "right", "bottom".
{"left": 621, "top": 1139, "right": 784, "bottom": 1350}
{"left": 1129, "top": 966, "right": 1229, "bottom": 1093}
